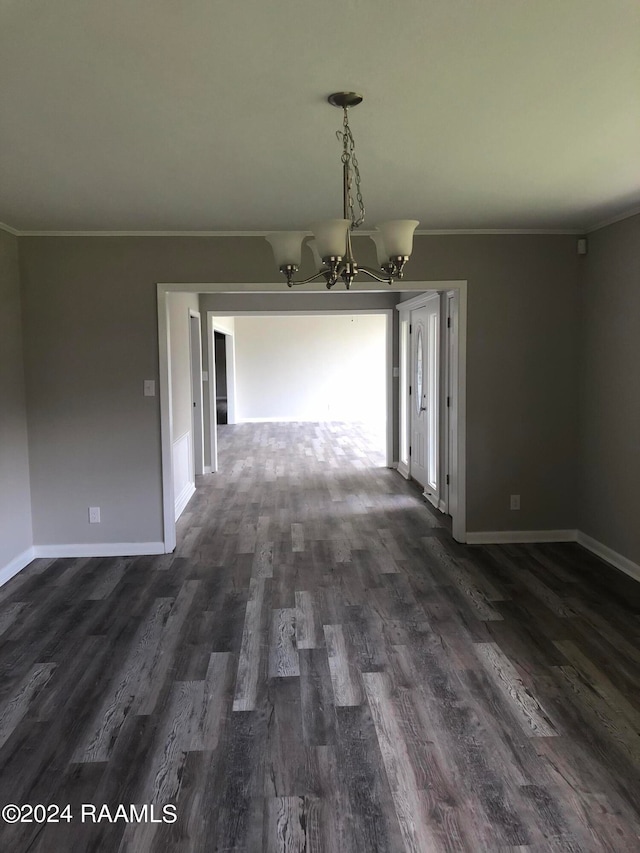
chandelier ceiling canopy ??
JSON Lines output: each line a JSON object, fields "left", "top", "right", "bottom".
{"left": 266, "top": 93, "right": 419, "bottom": 290}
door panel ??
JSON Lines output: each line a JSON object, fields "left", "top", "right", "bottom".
{"left": 410, "top": 308, "right": 428, "bottom": 487}
{"left": 189, "top": 314, "right": 204, "bottom": 477}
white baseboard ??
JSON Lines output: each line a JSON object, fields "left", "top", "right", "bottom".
{"left": 5, "top": 530, "right": 637, "bottom": 593}
{"left": 423, "top": 490, "right": 440, "bottom": 510}
{"left": 466, "top": 529, "right": 577, "bottom": 545}
{"left": 396, "top": 461, "right": 410, "bottom": 480}
{"left": 0, "top": 546, "right": 35, "bottom": 588}
{"left": 203, "top": 466, "right": 212, "bottom": 475}
{"left": 237, "top": 417, "right": 385, "bottom": 424}
{"left": 0, "top": 542, "right": 167, "bottom": 588}
{"left": 464, "top": 528, "right": 640, "bottom": 585}
{"left": 238, "top": 417, "right": 311, "bottom": 423}
{"left": 34, "top": 542, "right": 166, "bottom": 558}
{"left": 174, "top": 482, "right": 196, "bottom": 520}
{"left": 577, "top": 532, "right": 640, "bottom": 584}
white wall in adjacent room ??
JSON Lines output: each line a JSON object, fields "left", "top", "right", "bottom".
{"left": 233, "top": 313, "right": 387, "bottom": 428}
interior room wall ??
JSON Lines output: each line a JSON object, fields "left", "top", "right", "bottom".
{"left": 232, "top": 313, "right": 387, "bottom": 426}
{"left": 578, "top": 213, "right": 640, "bottom": 565}
{"left": 18, "top": 233, "right": 579, "bottom": 547}
{"left": 408, "top": 234, "right": 580, "bottom": 535}
{"left": 0, "top": 230, "right": 33, "bottom": 575}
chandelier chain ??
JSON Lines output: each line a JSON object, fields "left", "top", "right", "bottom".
{"left": 337, "top": 108, "right": 365, "bottom": 228}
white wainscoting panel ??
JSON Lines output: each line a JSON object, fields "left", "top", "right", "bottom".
{"left": 173, "top": 430, "right": 195, "bottom": 520}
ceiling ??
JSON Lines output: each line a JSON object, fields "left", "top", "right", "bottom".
{"left": 1, "top": 0, "right": 639, "bottom": 234}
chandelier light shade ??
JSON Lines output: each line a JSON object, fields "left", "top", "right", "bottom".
{"left": 307, "top": 238, "right": 323, "bottom": 270}
{"left": 376, "top": 220, "right": 420, "bottom": 259}
{"left": 370, "top": 231, "right": 388, "bottom": 269}
{"left": 265, "top": 231, "right": 306, "bottom": 269}
{"left": 309, "top": 219, "right": 351, "bottom": 260}
{"left": 265, "top": 92, "right": 419, "bottom": 289}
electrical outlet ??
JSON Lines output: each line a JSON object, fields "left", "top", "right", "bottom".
{"left": 510, "top": 494, "right": 520, "bottom": 511}
{"left": 89, "top": 506, "right": 101, "bottom": 524}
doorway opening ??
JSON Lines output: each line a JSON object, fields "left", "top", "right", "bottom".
{"left": 206, "top": 310, "right": 392, "bottom": 474}
{"left": 158, "top": 281, "right": 466, "bottom": 552}
{"left": 396, "top": 289, "right": 465, "bottom": 541}
{"left": 214, "top": 332, "right": 229, "bottom": 425}
{"left": 206, "top": 317, "right": 236, "bottom": 474}
{"left": 189, "top": 311, "right": 204, "bottom": 479}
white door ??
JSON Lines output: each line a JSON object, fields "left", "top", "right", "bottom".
{"left": 189, "top": 313, "right": 204, "bottom": 477}
{"left": 444, "top": 290, "right": 459, "bottom": 516}
{"left": 209, "top": 324, "right": 219, "bottom": 474}
{"left": 410, "top": 296, "right": 440, "bottom": 498}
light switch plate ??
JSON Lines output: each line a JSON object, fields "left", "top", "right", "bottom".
{"left": 144, "top": 379, "right": 155, "bottom": 396}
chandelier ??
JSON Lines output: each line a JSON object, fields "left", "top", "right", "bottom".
{"left": 265, "top": 92, "right": 419, "bottom": 290}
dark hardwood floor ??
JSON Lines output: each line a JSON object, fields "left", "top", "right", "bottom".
{"left": 1, "top": 422, "right": 640, "bottom": 852}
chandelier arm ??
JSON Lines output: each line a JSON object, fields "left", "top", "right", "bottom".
{"left": 283, "top": 269, "right": 336, "bottom": 288}
{"left": 358, "top": 265, "right": 394, "bottom": 285}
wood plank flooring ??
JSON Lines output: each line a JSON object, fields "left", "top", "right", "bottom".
{"left": 1, "top": 421, "right": 640, "bottom": 852}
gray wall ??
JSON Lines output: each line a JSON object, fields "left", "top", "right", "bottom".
{"left": 0, "top": 230, "right": 33, "bottom": 569}
{"left": 408, "top": 235, "right": 581, "bottom": 533}
{"left": 578, "top": 214, "right": 640, "bottom": 564}
{"left": 17, "top": 233, "right": 580, "bottom": 546}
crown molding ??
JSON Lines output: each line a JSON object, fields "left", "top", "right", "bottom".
{"left": 0, "top": 200, "right": 640, "bottom": 237}
{"left": 17, "top": 229, "right": 275, "bottom": 237}
{"left": 8, "top": 226, "right": 584, "bottom": 237}
{"left": 416, "top": 228, "right": 583, "bottom": 235}
{"left": 0, "top": 221, "right": 20, "bottom": 236}
{"left": 586, "top": 204, "right": 640, "bottom": 234}
{"left": 5, "top": 206, "right": 640, "bottom": 238}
